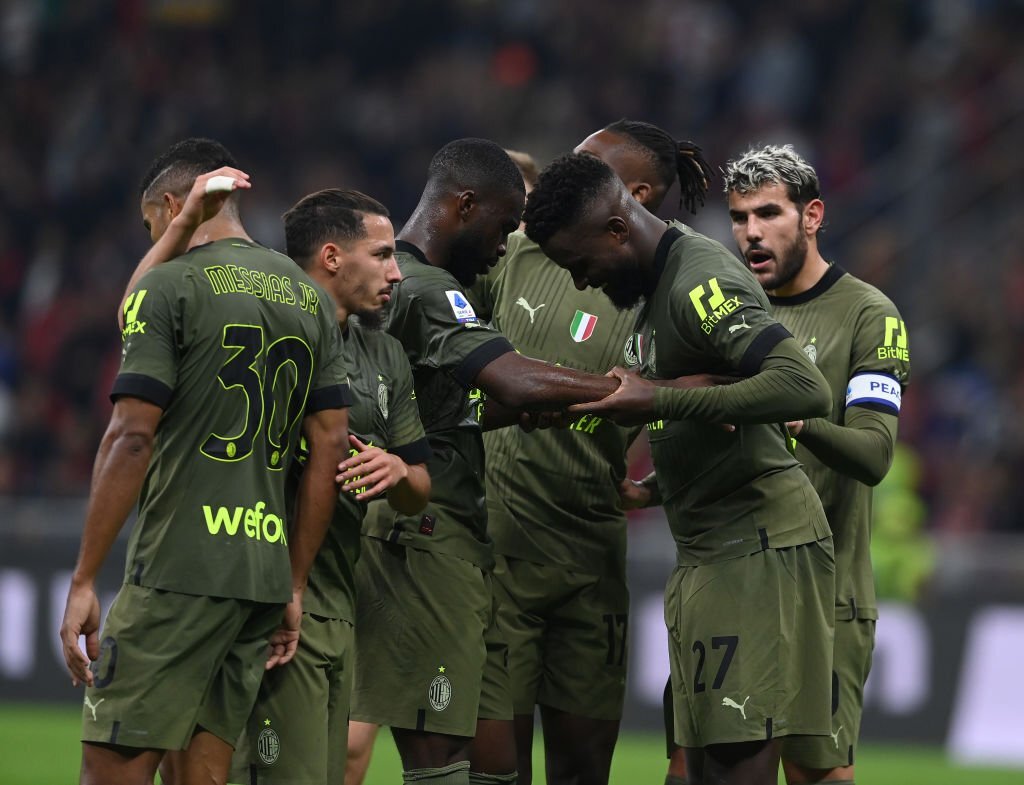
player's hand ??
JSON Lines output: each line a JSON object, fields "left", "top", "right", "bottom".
{"left": 173, "top": 166, "right": 251, "bottom": 232}
{"left": 786, "top": 420, "right": 805, "bottom": 437}
{"left": 266, "top": 592, "right": 302, "bottom": 670}
{"left": 59, "top": 580, "right": 101, "bottom": 687}
{"left": 518, "top": 410, "right": 568, "bottom": 432}
{"left": 567, "top": 367, "right": 656, "bottom": 426}
{"left": 336, "top": 435, "right": 408, "bottom": 501}
{"left": 618, "top": 478, "right": 652, "bottom": 510}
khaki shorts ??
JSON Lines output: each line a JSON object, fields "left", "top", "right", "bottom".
{"left": 484, "top": 555, "right": 629, "bottom": 721}
{"left": 782, "top": 617, "right": 875, "bottom": 769}
{"left": 80, "top": 583, "right": 282, "bottom": 750}
{"left": 477, "top": 585, "right": 514, "bottom": 722}
{"left": 665, "top": 540, "right": 835, "bottom": 747}
{"left": 350, "top": 538, "right": 492, "bottom": 737}
{"left": 230, "top": 612, "right": 354, "bottom": 784}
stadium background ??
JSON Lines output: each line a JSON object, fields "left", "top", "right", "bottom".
{"left": 1, "top": 1, "right": 1023, "bottom": 782}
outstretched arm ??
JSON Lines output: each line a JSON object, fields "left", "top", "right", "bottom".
{"left": 473, "top": 351, "right": 620, "bottom": 411}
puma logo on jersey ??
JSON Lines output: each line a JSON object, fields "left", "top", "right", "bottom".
{"left": 515, "top": 296, "right": 546, "bottom": 323}
{"left": 721, "top": 696, "right": 750, "bottom": 719}
{"left": 830, "top": 725, "right": 843, "bottom": 748}
{"left": 728, "top": 315, "right": 751, "bottom": 334}
{"left": 84, "top": 696, "right": 105, "bottom": 721}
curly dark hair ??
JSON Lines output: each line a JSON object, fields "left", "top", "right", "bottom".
{"left": 523, "top": 153, "right": 618, "bottom": 247}
{"left": 139, "top": 137, "right": 239, "bottom": 200}
{"left": 604, "top": 119, "right": 714, "bottom": 214}
{"left": 426, "top": 137, "right": 526, "bottom": 199}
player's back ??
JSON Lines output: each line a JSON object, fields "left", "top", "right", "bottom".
{"left": 118, "top": 238, "right": 344, "bottom": 604}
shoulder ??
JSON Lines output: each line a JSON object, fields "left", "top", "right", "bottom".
{"left": 837, "top": 272, "right": 902, "bottom": 314}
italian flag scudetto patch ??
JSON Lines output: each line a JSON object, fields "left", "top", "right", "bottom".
{"left": 570, "top": 310, "right": 598, "bottom": 342}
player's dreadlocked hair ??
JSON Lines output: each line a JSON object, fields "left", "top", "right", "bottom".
{"left": 139, "top": 137, "right": 239, "bottom": 200}
{"left": 523, "top": 153, "right": 619, "bottom": 247}
{"left": 426, "top": 138, "right": 526, "bottom": 199}
{"left": 722, "top": 144, "right": 820, "bottom": 206}
{"left": 283, "top": 189, "right": 390, "bottom": 267}
{"left": 604, "top": 119, "right": 714, "bottom": 214}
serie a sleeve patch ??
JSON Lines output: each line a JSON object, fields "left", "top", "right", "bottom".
{"left": 445, "top": 290, "right": 478, "bottom": 323}
{"left": 846, "top": 372, "right": 902, "bottom": 413}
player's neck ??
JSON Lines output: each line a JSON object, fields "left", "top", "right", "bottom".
{"left": 636, "top": 212, "right": 675, "bottom": 293}
{"left": 396, "top": 219, "right": 447, "bottom": 269}
{"left": 768, "top": 248, "right": 829, "bottom": 298}
{"left": 186, "top": 215, "right": 253, "bottom": 249}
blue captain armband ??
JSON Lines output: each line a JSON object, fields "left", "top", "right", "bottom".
{"left": 846, "top": 372, "right": 902, "bottom": 413}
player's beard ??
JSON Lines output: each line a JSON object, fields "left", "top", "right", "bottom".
{"left": 352, "top": 308, "right": 385, "bottom": 330}
{"left": 753, "top": 232, "right": 808, "bottom": 292}
{"left": 600, "top": 260, "right": 647, "bottom": 310}
{"left": 449, "top": 226, "right": 497, "bottom": 287}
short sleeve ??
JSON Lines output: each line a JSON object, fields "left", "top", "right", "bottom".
{"left": 390, "top": 272, "right": 514, "bottom": 389}
{"left": 845, "top": 295, "right": 910, "bottom": 416}
{"left": 308, "top": 305, "right": 353, "bottom": 412}
{"left": 111, "top": 267, "right": 182, "bottom": 408}
{"left": 669, "top": 247, "right": 791, "bottom": 376}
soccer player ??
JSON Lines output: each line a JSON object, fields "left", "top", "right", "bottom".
{"left": 226, "top": 188, "right": 431, "bottom": 784}
{"left": 351, "top": 138, "right": 645, "bottom": 785}
{"left": 523, "top": 153, "right": 836, "bottom": 785}
{"left": 724, "top": 145, "right": 910, "bottom": 785}
{"left": 469, "top": 120, "right": 714, "bottom": 785}
{"left": 58, "top": 139, "right": 351, "bottom": 785}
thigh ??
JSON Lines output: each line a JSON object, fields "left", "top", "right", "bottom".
{"left": 351, "top": 540, "right": 490, "bottom": 737}
{"left": 80, "top": 585, "right": 254, "bottom": 752}
{"left": 540, "top": 565, "right": 629, "bottom": 722}
{"left": 782, "top": 617, "right": 875, "bottom": 770}
{"left": 671, "top": 542, "right": 835, "bottom": 747}
{"left": 230, "top": 613, "right": 352, "bottom": 784}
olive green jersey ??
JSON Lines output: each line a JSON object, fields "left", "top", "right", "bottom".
{"left": 769, "top": 265, "right": 910, "bottom": 620}
{"left": 469, "top": 232, "right": 640, "bottom": 573}
{"left": 636, "top": 224, "right": 830, "bottom": 565}
{"left": 113, "top": 239, "right": 351, "bottom": 603}
{"left": 362, "top": 242, "right": 514, "bottom": 567}
{"left": 301, "top": 321, "right": 430, "bottom": 621}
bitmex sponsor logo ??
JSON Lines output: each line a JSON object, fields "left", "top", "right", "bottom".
{"left": 202, "top": 502, "right": 287, "bottom": 544}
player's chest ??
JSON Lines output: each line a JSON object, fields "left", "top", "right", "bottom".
{"left": 346, "top": 362, "right": 396, "bottom": 447}
{"left": 774, "top": 307, "right": 852, "bottom": 390}
{"left": 494, "top": 276, "right": 635, "bottom": 372}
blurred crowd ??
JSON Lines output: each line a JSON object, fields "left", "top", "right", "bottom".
{"left": 1, "top": 0, "right": 1022, "bottom": 533}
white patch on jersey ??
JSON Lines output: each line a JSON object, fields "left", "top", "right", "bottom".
{"left": 445, "top": 290, "right": 478, "bottom": 323}
{"left": 846, "top": 372, "right": 901, "bottom": 413}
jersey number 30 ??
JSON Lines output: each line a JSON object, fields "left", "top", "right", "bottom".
{"left": 202, "top": 324, "right": 314, "bottom": 469}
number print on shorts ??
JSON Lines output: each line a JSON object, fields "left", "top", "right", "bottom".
{"left": 90, "top": 636, "right": 118, "bottom": 689}
{"left": 691, "top": 635, "right": 738, "bottom": 693}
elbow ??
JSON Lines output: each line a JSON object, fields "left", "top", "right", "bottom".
{"left": 107, "top": 423, "right": 155, "bottom": 459}
{"left": 390, "top": 467, "right": 431, "bottom": 515}
{"left": 859, "top": 450, "right": 894, "bottom": 487}
{"left": 810, "top": 384, "right": 832, "bottom": 420}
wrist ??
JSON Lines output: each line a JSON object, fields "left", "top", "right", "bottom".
{"left": 70, "top": 570, "right": 96, "bottom": 589}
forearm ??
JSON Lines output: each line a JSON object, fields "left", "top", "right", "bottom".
{"left": 653, "top": 339, "right": 831, "bottom": 423}
{"left": 290, "top": 414, "right": 348, "bottom": 591}
{"left": 479, "top": 354, "right": 619, "bottom": 410}
{"left": 796, "top": 408, "right": 897, "bottom": 486}
{"left": 386, "top": 464, "right": 430, "bottom": 515}
{"left": 73, "top": 430, "right": 153, "bottom": 583}
{"left": 480, "top": 399, "right": 524, "bottom": 431}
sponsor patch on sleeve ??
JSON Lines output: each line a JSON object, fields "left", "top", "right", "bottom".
{"left": 846, "top": 372, "right": 902, "bottom": 413}
{"left": 445, "top": 290, "right": 478, "bottom": 323}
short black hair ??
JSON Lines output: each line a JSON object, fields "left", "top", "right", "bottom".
{"left": 426, "top": 138, "right": 526, "bottom": 199}
{"left": 139, "top": 137, "right": 239, "bottom": 200}
{"left": 283, "top": 188, "right": 390, "bottom": 266}
{"left": 523, "top": 153, "right": 618, "bottom": 247}
{"left": 603, "top": 119, "right": 713, "bottom": 214}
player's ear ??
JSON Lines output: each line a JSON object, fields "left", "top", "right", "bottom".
{"left": 320, "top": 242, "right": 341, "bottom": 273}
{"left": 607, "top": 215, "right": 629, "bottom": 244}
{"left": 164, "top": 191, "right": 182, "bottom": 220}
{"left": 456, "top": 190, "right": 476, "bottom": 220}
{"left": 629, "top": 181, "right": 653, "bottom": 206}
{"left": 803, "top": 199, "right": 824, "bottom": 236}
